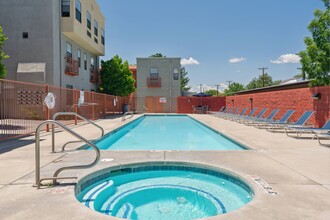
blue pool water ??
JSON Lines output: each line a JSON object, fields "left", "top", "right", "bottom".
{"left": 76, "top": 164, "right": 254, "bottom": 220}
{"left": 92, "top": 115, "right": 246, "bottom": 150}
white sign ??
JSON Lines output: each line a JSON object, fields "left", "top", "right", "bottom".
{"left": 159, "top": 97, "right": 166, "bottom": 103}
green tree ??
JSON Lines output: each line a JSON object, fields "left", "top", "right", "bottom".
{"left": 180, "top": 67, "right": 191, "bottom": 92}
{"left": 0, "top": 26, "right": 9, "bottom": 79}
{"left": 205, "top": 89, "right": 219, "bottom": 96}
{"left": 299, "top": 0, "right": 330, "bottom": 86}
{"left": 149, "top": 53, "right": 166, "bottom": 58}
{"left": 99, "top": 55, "right": 135, "bottom": 97}
{"left": 245, "top": 73, "right": 279, "bottom": 90}
{"left": 223, "top": 82, "right": 245, "bottom": 96}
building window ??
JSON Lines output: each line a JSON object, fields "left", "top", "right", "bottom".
{"left": 101, "top": 28, "right": 105, "bottom": 45}
{"left": 150, "top": 68, "right": 158, "bottom": 79}
{"left": 84, "top": 53, "right": 87, "bottom": 70}
{"left": 61, "top": 0, "right": 70, "bottom": 17}
{"left": 66, "top": 42, "right": 72, "bottom": 58}
{"left": 90, "top": 57, "right": 94, "bottom": 70}
{"left": 22, "top": 32, "right": 28, "bottom": 39}
{"left": 94, "top": 20, "right": 98, "bottom": 36}
{"left": 75, "top": 0, "right": 81, "bottom": 23}
{"left": 77, "top": 49, "right": 81, "bottom": 68}
{"left": 94, "top": 37, "right": 98, "bottom": 44}
{"left": 87, "top": 30, "right": 91, "bottom": 38}
{"left": 87, "top": 11, "right": 91, "bottom": 30}
{"left": 173, "top": 68, "right": 179, "bottom": 80}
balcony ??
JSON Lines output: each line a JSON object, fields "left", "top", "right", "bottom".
{"left": 147, "top": 77, "right": 161, "bottom": 88}
{"left": 90, "top": 70, "right": 99, "bottom": 83}
{"left": 65, "top": 58, "right": 79, "bottom": 76}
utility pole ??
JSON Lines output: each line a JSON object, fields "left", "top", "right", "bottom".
{"left": 200, "top": 83, "right": 202, "bottom": 93}
{"left": 258, "top": 67, "right": 268, "bottom": 87}
{"left": 297, "top": 67, "right": 305, "bottom": 80}
{"left": 226, "top": 81, "right": 233, "bottom": 86}
{"left": 214, "top": 84, "right": 220, "bottom": 97}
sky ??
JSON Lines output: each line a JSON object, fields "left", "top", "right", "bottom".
{"left": 96, "top": 0, "right": 325, "bottom": 92}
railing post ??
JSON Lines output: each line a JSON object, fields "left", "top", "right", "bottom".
{"left": 74, "top": 89, "right": 78, "bottom": 125}
{"left": 45, "top": 84, "right": 50, "bottom": 132}
{"left": 92, "top": 91, "right": 95, "bottom": 120}
{"left": 104, "top": 94, "right": 106, "bottom": 118}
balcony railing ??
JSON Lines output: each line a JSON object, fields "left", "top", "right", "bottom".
{"left": 90, "top": 70, "right": 99, "bottom": 83}
{"left": 65, "top": 58, "right": 79, "bottom": 76}
{"left": 147, "top": 77, "right": 161, "bottom": 88}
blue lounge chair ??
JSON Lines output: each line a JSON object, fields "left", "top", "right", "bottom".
{"left": 241, "top": 108, "right": 268, "bottom": 124}
{"left": 227, "top": 107, "right": 248, "bottom": 120}
{"left": 315, "top": 132, "right": 330, "bottom": 146}
{"left": 245, "top": 109, "right": 279, "bottom": 126}
{"left": 221, "top": 107, "right": 241, "bottom": 119}
{"left": 255, "top": 109, "right": 295, "bottom": 129}
{"left": 215, "top": 107, "right": 233, "bottom": 117}
{"left": 266, "top": 111, "right": 314, "bottom": 132}
{"left": 286, "top": 119, "right": 330, "bottom": 138}
{"left": 209, "top": 106, "right": 225, "bottom": 115}
{"left": 235, "top": 108, "right": 257, "bottom": 122}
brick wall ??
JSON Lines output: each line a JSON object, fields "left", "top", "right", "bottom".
{"left": 177, "top": 96, "right": 226, "bottom": 114}
{"left": 226, "top": 86, "right": 330, "bottom": 128}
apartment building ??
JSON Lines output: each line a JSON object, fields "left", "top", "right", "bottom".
{"left": 136, "top": 57, "right": 181, "bottom": 113}
{"left": 0, "top": 0, "right": 105, "bottom": 91}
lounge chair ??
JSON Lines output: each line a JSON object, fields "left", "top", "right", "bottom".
{"left": 241, "top": 108, "right": 268, "bottom": 124}
{"left": 285, "top": 119, "right": 330, "bottom": 138}
{"left": 209, "top": 106, "right": 225, "bottom": 115}
{"left": 245, "top": 109, "right": 279, "bottom": 126}
{"left": 235, "top": 108, "right": 258, "bottom": 123}
{"left": 215, "top": 107, "right": 234, "bottom": 117}
{"left": 221, "top": 107, "right": 241, "bottom": 119}
{"left": 255, "top": 109, "right": 295, "bottom": 129}
{"left": 315, "top": 132, "right": 330, "bottom": 146}
{"left": 266, "top": 111, "right": 314, "bottom": 132}
{"left": 226, "top": 107, "right": 248, "bottom": 120}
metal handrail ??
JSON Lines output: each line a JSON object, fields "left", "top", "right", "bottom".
{"left": 122, "top": 111, "right": 134, "bottom": 121}
{"left": 35, "top": 120, "right": 100, "bottom": 189}
{"left": 51, "top": 112, "right": 104, "bottom": 153}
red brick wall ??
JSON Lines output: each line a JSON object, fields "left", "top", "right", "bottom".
{"left": 177, "top": 96, "right": 226, "bottom": 113}
{"left": 226, "top": 86, "right": 330, "bottom": 128}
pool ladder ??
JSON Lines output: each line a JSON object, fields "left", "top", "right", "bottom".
{"left": 35, "top": 112, "right": 103, "bottom": 189}
{"left": 122, "top": 111, "right": 134, "bottom": 121}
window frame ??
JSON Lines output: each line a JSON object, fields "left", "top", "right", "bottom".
{"left": 150, "top": 68, "right": 158, "bottom": 79}
{"left": 75, "top": 0, "right": 82, "bottom": 23}
{"left": 94, "top": 19, "right": 98, "bottom": 36}
{"left": 87, "top": 11, "right": 91, "bottom": 30}
{"left": 173, "top": 68, "right": 179, "bottom": 80}
{"left": 101, "top": 28, "right": 105, "bottom": 45}
{"left": 84, "top": 53, "right": 87, "bottom": 70}
{"left": 61, "top": 0, "right": 70, "bottom": 17}
{"left": 66, "top": 42, "right": 72, "bottom": 58}
{"left": 77, "top": 49, "right": 81, "bottom": 68}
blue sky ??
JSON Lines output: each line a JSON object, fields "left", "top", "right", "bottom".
{"left": 96, "top": 0, "right": 325, "bottom": 92}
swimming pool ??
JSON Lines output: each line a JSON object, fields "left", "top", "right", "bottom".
{"left": 76, "top": 162, "right": 254, "bottom": 220}
{"left": 91, "top": 115, "right": 247, "bottom": 150}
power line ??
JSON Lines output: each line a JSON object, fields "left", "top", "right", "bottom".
{"left": 258, "top": 67, "right": 268, "bottom": 87}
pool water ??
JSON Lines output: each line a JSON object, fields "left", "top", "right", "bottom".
{"left": 93, "top": 115, "right": 246, "bottom": 150}
{"left": 77, "top": 164, "right": 253, "bottom": 220}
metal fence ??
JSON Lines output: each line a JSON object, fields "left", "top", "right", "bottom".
{"left": 0, "top": 79, "right": 129, "bottom": 140}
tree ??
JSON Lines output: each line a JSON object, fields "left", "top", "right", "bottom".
{"left": 149, "top": 53, "right": 166, "bottom": 58}
{"left": 223, "top": 82, "right": 245, "bottom": 96}
{"left": 0, "top": 26, "right": 9, "bottom": 79}
{"left": 180, "top": 67, "right": 191, "bottom": 92}
{"left": 99, "top": 55, "right": 135, "bottom": 97}
{"left": 299, "top": 0, "right": 330, "bottom": 86}
{"left": 245, "top": 73, "right": 279, "bottom": 90}
{"left": 205, "top": 89, "right": 219, "bottom": 96}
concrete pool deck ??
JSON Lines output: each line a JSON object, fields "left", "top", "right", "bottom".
{"left": 0, "top": 114, "right": 329, "bottom": 220}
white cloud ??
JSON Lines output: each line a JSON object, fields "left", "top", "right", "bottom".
{"left": 271, "top": 54, "right": 301, "bottom": 64}
{"left": 181, "top": 57, "right": 200, "bottom": 65}
{"left": 229, "top": 57, "right": 246, "bottom": 63}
